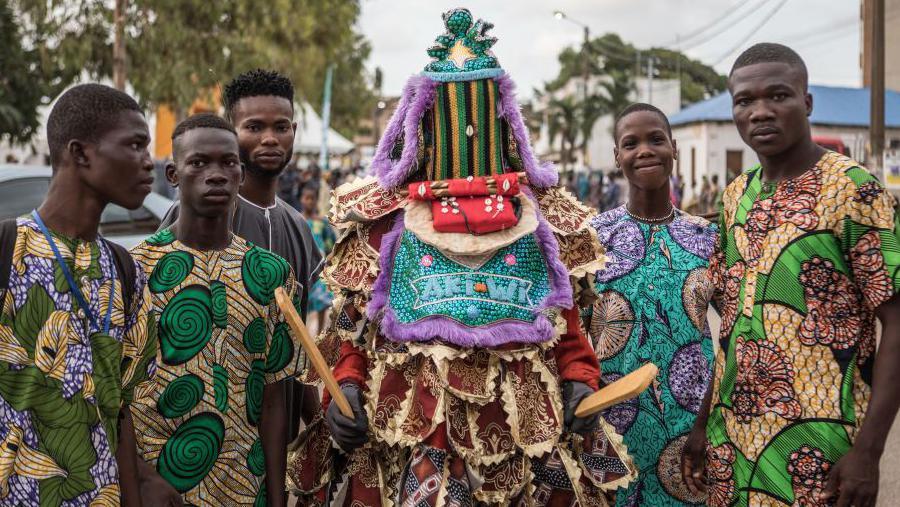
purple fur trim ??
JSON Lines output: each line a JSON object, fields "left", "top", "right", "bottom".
{"left": 368, "top": 77, "right": 415, "bottom": 178}
{"left": 531, "top": 197, "right": 574, "bottom": 311}
{"left": 367, "top": 199, "right": 573, "bottom": 347}
{"left": 495, "top": 74, "right": 558, "bottom": 188}
{"left": 379, "top": 310, "right": 556, "bottom": 347}
{"left": 371, "top": 75, "right": 438, "bottom": 189}
{"left": 366, "top": 214, "right": 406, "bottom": 319}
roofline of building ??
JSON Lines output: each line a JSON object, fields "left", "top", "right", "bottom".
{"left": 671, "top": 119, "right": 900, "bottom": 129}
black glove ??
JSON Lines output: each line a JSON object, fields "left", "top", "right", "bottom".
{"left": 325, "top": 383, "right": 369, "bottom": 452}
{"left": 563, "top": 381, "right": 599, "bottom": 435}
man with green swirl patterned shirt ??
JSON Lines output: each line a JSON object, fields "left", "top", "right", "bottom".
{"left": 130, "top": 114, "right": 303, "bottom": 506}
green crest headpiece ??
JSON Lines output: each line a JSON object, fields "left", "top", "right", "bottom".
{"left": 423, "top": 8, "right": 503, "bottom": 82}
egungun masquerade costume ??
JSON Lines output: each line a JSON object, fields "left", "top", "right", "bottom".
{"left": 288, "top": 9, "right": 635, "bottom": 506}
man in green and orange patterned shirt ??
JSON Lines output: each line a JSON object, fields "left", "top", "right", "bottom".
{"left": 131, "top": 114, "right": 303, "bottom": 506}
{"left": 682, "top": 43, "right": 900, "bottom": 507}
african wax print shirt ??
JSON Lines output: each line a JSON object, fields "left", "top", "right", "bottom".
{"left": 590, "top": 206, "right": 716, "bottom": 506}
{"left": 0, "top": 216, "right": 157, "bottom": 506}
{"left": 130, "top": 229, "right": 304, "bottom": 506}
{"left": 705, "top": 151, "right": 900, "bottom": 506}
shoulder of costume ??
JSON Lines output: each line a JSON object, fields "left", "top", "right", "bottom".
{"left": 530, "top": 185, "right": 606, "bottom": 279}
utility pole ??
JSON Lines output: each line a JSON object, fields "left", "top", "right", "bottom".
{"left": 582, "top": 25, "right": 590, "bottom": 103}
{"left": 647, "top": 56, "right": 655, "bottom": 105}
{"left": 870, "top": 0, "right": 885, "bottom": 173}
{"left": 113, "top": 0, "right": 127, "bottom": 90}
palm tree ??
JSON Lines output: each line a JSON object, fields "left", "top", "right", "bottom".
{"left": 542, "top": 95, "right": 580, "bottom": 172}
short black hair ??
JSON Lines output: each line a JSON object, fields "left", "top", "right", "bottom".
{"left": 46, "top": 83, "right": 142, "bottom": 166}
{"left": 729, "top": 43, "right": 808, "bottom": 89}
{"left": 613, "top": 103, "right": 672, "bottom": 142}
{"left": 172, "top": 113, "right": 236, "bottom": 141}
{"left": 171, "top": 113, "right": 236, "bottom": 159}
{"left": 223, "top": 69, "right": 294, "bottom": 121}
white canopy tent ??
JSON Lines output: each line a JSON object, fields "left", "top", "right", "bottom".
{"left": 292, "top": 102, "right": 355, "bottom": 155}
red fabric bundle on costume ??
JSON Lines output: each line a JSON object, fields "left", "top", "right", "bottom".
{"left": 408, "top": 174, "right": 522, "bottom": 235}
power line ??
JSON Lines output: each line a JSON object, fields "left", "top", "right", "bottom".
{"left": 678, "top": 0, "right": 777, "bottom": 52}
{"left": 790, "top": 24, "right": 858, "bottom": 50}
{"left": 660, "top": 0, "right": 747, "bottom": 47}
{"left": 711, "top": 0, "right": 791, "bottom": 66}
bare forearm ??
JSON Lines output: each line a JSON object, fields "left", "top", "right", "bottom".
{"left": 854, "top": 296, "right": 900, "bottom": 457}
{"left": 116, "top": 407, "right": 142, "bottom": 507}
{"left": 261, "top": 382, "right": 288, "bottom": 507}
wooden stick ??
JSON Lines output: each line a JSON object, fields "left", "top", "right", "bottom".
{"left": 274, "top": 287, "right": 354, "bottom": 418}
{"left": 574, "top": 363, "right": 659, "bottom": 418}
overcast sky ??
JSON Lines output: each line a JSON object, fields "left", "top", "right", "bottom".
{"left": 358, "top": 0, "right": 863, "bottom": 99}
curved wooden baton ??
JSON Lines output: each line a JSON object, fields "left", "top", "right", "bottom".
{"left": 274, "top": 287, "right": 354, "bottom": 418}
{"left": 574, "top": 363, "right": 659, "bottom": 418}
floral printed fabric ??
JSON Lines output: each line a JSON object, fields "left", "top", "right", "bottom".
{"left": 130, "top": 230, "right": 303, "bottom": 506}
{"left": 705, "top": 152, "right": 900, "bottom": 506}
{"left": 0, "top": 217, "right": 157, "bottom": 506}
{"left": 590, "top": 206, "right": 716, "bottom": 506}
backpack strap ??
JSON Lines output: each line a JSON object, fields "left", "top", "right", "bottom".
{"left": 103, "top": 239, "right": 137, "bottom": 310}
{"left": 0, "top": 219, "right": 19, "bottom": 292}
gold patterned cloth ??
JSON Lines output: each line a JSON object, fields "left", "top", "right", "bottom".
{"left": 287, "top": 175, "right": 634, "bottom": 506}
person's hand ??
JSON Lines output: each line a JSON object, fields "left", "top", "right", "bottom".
{"left": 325, "top": 383, "right": 369, "bottom": 453}
{"left": 139, "top": 468, "right": 183, "bottom": 507}
{"left": 562, "top": 381, "right": 599, "bottom": 434}
{"left": 820, "top": 448, "right": 879, "bottom": 507}
{"left": 681, "top": 423, "right": 709, "bottom": 497}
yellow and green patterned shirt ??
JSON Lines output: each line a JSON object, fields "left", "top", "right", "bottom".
{"left": 705, "top": 151, "right": 900, "bottom": 506}
{"left": 130, "top": 230, "right": 304, "bottom": 506}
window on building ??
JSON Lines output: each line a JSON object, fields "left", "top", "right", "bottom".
{"left": 726, "top": 150, "right": 743, "bottom": 183}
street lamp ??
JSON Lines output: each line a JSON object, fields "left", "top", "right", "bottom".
{"left": 553, "top": 10, "right": 590, "bottom": 102}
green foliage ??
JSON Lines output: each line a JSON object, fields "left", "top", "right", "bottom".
{"left": 545, "top": 33, "right": 726, "bottom": 106}
{"left": 538, "top": 33, "right": 726, "bottom": 165}
{"left": 7, "top": 0, "right": 376, "bottom": 139}
{"left": 0, "top": 1, "right": 53, "bottom": 143}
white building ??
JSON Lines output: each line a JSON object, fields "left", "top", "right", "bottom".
{"left": 533, "top": 76, "right": 682, "bottom": 171}
{"left": 669, "top": 84, "right": 900, "bottom": 203}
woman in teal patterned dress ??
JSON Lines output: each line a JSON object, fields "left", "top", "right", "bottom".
{"left": 591, "top": 103, "right": 716, "bottom": 505}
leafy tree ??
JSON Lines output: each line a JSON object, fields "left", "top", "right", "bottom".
{"left": 0, "top": 0, "right": 75, "bottom": 143}
{"left": 8, "top": 0, "right": 375, "bottom": 139}
{"left": 537, "top": 33, "right": 725, "bottom": 166}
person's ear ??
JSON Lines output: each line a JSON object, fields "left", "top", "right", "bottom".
{"left": 67, "top": 140, "right": 90, "bottom": 168}
{"left": 165, "top": 160, "right": 178, "bottom": 187}
{"left": 614, "top": 146, "right": 620, "bottom": 168}
{"left": 805, "top": 92, "right": 813, "bottom": 117}
{"left": 671, "top": 139, "right": 678, "bottom": 158}
{"left": 239, "top": 162, "right": 246, "bottom": 185}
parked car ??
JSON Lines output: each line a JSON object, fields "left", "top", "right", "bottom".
{"left": 0, "top": 164, "right": 173, "bottom": 249}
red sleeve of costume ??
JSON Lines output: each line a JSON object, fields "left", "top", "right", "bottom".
{"left": 333, "top": 340, "right": 368, "bottom": 387}
{"left": 553, "top": 306, "right": 600, "bottom": 391}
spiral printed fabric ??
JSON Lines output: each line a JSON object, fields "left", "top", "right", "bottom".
{"left": 130, "top": 231, "right": 303, "bottom": 505}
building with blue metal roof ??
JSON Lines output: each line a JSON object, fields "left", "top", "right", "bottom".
{"left": 669, "top": 85, "right": 900, "bottom": 202}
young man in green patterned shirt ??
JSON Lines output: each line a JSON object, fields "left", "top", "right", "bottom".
{"left": 131, "top": 114, "right": 302, "bottom": 506}
{"left": 682, "top": 43, "right": 900, "bottom": 507}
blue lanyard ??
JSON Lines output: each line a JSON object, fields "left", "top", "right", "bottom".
{"left": 31, "top": 210, "right": 115, "bottom": 334}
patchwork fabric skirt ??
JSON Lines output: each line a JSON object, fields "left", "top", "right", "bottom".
{"left": 288, "top": 335, "right": 635, "bottom": 506}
